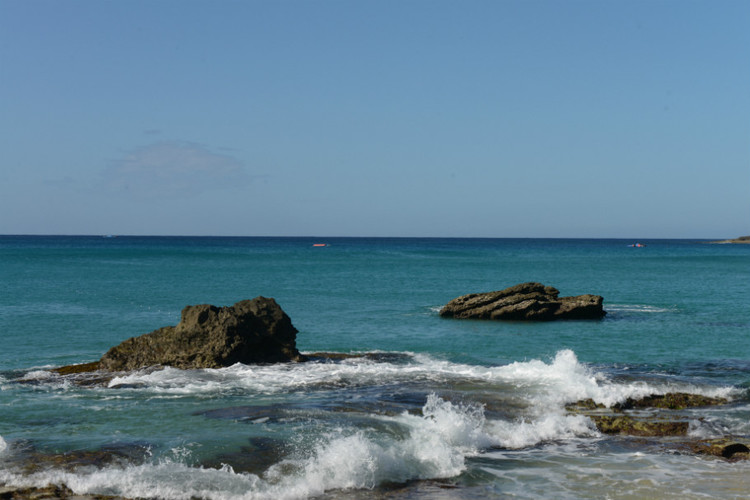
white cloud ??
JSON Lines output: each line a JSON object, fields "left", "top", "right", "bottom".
{"left": 103, "top": 141, "right": 251, "bottom": 198}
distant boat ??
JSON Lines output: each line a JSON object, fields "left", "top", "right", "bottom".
{"left": 312, "top": 243, "right": 328, "bottom": 247}
{"left": 629, "top": 243, "right": 646, "bottom": 247}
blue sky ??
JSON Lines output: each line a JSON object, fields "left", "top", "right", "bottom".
{"left": 1, "top": 0, "right": 748, "bottom": 238}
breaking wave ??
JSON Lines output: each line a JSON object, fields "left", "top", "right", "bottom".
{"left": 2, "top": 350, "right": 740, "bottom": 499}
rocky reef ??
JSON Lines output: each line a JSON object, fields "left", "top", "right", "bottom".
{"left": 96, "top": 296, "right": 306, "bottom": 371}
{"left": 439, "top": 282, "right": 605, "bottom": 321}
{"left": 567, "top": 392, "right": 729, "bottom": 438}
{"left": 567, "top": 392, "right": 750, "bottom": 461}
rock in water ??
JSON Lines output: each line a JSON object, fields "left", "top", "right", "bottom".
{"left": 690, "top": 439, "right": 750, "bottom": 460}
{"left": 99, "top": 297, "right": 306, "bottom": 371}
{"left": 439, "top": 282, "right": 605, "bottom": 321}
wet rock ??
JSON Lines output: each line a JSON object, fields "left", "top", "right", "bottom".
{"left": 567, "top": 393, "right": 727, "bottom": 438}
{"left": 565, "top": 398, "right": 606, "bottom": 412}
{"left": 51, "top": 362, "right": 101, "bottom": 376}
{"left": 439, "top": 282, "right": 605, "bottom": 321}
{"left": 689, "top": 438, "right": 750, "bottom": 460}
{"left": 0, "top": 483, "right": 74, "bottom": 499}
{"left": 591, "top": 415, "right": 689, "bottom": 437}
{"left": 47, "top": 363, "right": 113, "bottom": 387}
{"left": 0, "top": 482, "right": 132, "bottom": 499}
{"left": 613, "top": 393, "right": 728, "bottom": 410}
{"left": 567, "top": 392, "right": 729, "bottom": 413}
{"left": 99, "top": 297, "right": 306, "bottom": 371}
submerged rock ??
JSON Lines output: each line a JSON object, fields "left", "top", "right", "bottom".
{"left": 202, "top": 436, "right": 287, "bottom": 475}
{"left": 99, "top": 297, "right": 306, "bottom": 371}
{"left": 439, "top": 282, "right": 605, "bottom": 321}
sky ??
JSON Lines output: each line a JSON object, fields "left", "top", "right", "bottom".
{"left": 1, "top": 0, "right": 748, "bottom": 238}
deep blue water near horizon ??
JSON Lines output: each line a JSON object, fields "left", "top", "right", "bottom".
{"left": 1, "top": 235, "right": 749, "bottom": 499}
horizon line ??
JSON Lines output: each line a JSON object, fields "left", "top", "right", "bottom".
{"left": 0, "top": 233, "right": 740, "bottom": 241}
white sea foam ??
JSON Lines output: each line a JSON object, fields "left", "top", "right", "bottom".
{"left": 483, "top": 349, "right": 736, "bottom": 409}
{"left": 0, "top": 435, "right": 7, "bottom": 456}
{"left": 251, "top": 394, "right": 483, "bottom": 497}
{"left": 486, "top": 414, "right": 597, "bottom": 449}
{"left": 0, "top": 460, "right": 262, "bottom": 500}
{"left": 4, "top": 442, "right": 750, "bottom": 500}
{"left": 280, "top": 397, "right": 480, "bottom": 493}
{"left": 104, "top": 349, "right": 737, "bottom": 409}
{"left": 481, "top": 443, "right": 750, "bottom": 499}
{"left": 606, "top": 303, "right": 677, "bottom": 314}
{"left": 20, "top": 369, "right": 55, "bottom": 382}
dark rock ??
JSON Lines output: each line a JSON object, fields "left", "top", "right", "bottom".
{"left": 568, "top": 393, "right": 730, "bottom": 413}
{"left": 566, "top": 392, "right": 734, "bottom": 439}
{"left": 439, "top": 282, "right": 605, "bottom": 321}
{"left": 613, "top": 393, "right": 728, "bottom": 411}
{"left": 0, "top": 482, "right": 133, "bottom": 499}
{"left": 99, "top": 297, "right": 306, "bottom": 371}
{"left": 565, "top": 398, "right": 606, "bottom": 412}
{"left": 51, "top": 362, "right": 101, "bottom": 376}
{"left": 591, "top": 415, "right": 689, "bottom": 437}
{"left": 687, "top": 438, "right": 750, "bottom": 460}
{"left": 0, "top": 484, "right": 75, "bottom": 499}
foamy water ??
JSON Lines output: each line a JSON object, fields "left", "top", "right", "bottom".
{"left": 1, "top": 350, "right": 746, "bottom": 499}
{"left": 103, "top": 349, "right": 737, "bottom": 410}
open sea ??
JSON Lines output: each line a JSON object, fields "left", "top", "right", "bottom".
{"left": 1, "top": 235, "right": 749, "bottom": 499}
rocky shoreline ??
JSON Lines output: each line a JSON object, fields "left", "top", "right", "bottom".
{"left": 709, "top": 235, "right": 750, "bottom": 244}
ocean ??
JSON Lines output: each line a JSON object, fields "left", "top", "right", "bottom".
{"left": 1, "top": 235, "right": 749, "bottom": 499}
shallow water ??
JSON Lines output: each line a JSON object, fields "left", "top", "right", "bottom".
{"left": 1, "top": 236, "right": 749, "bottom": 498}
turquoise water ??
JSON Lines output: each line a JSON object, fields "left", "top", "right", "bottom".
{"left": 1, "top": 236, "right": 749, "bottom": 498}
